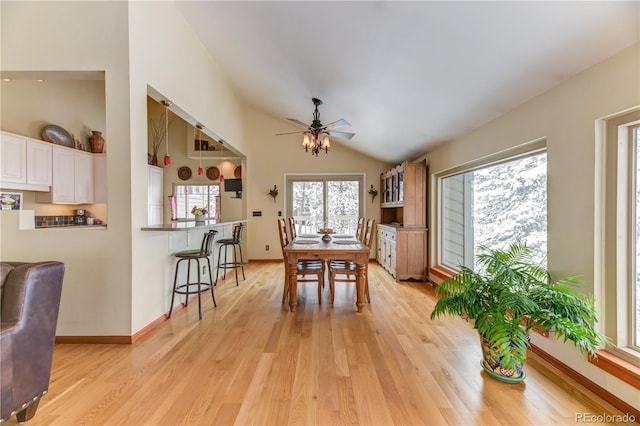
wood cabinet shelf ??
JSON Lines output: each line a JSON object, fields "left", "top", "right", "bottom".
{"left": 377, "top": 159, "right": 427, "bottom": 281}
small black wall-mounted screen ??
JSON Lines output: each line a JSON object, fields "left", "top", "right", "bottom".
{"left": 224, "top": 178, "right": 242, "bottom": 192}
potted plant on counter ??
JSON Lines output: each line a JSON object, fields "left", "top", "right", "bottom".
{"left": 191, "top": 206, "right": 208, "bottom": 223}
{"left": 430, "top": 242, "right": 607, "bottom": 383}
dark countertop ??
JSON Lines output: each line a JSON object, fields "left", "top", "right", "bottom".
{"left": 141, "top": 219, "right": 250, "bottom": 232}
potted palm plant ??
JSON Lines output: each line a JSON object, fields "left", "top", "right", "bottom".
{"left": 430, "top": 242, "right": 607, "bottom": 383}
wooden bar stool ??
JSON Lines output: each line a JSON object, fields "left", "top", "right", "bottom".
{"left": 215, "top": 223, "right": 246, "bottom": 286}
{"left": 167, "top": 229, "right": 218, "bottom": 320}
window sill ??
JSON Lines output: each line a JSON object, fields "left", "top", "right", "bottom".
{"left": 429, "top": 265, "right": 456, "bottom": 282}
{"left": 589, "top": 350, "right": 640, "bottom": 389}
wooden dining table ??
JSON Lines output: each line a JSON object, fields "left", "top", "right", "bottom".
{"left": 283, "top": 236, "right": 370, "bottom": 313}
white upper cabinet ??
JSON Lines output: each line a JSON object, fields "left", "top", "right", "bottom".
{"left": 74, "top": 150, "right": 94, "bottom": 203}
{"left": 26, "top": 139, "right": 53, "bottom": 186}
{"left": 0, "top": 131, "right": 52, "bottom": 191}
{"left": 36, "top": 145, "right": 94, "bottom": 204}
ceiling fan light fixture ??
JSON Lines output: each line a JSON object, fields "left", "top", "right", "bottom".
{"left": 278, "top": 97, "right": 353, "bottom": 157}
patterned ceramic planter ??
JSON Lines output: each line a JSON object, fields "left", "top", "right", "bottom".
{"left": 479, "top": 335, "right": 527, "bottom": 383}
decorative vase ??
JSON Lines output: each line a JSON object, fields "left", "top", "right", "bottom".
{"left": 89, "top": 131, "right": 105, "bottom": 153}
{"left": 195, "top": 215, "right": 205, "bottom": 224}
{"left": 151, "top": 154, "right": 158, "bottom": 166}
{"left": 479, "top": 335, "right": 527, "bottom": 383}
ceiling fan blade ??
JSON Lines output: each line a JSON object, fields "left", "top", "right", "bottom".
{"left": 276, "top": 131, "right": 306, "bottom": 136}
{"left": 327, "top": 130, "right": 355, "bottom": 140}
{"left": 286, "top": 118, "right": 312, "bottom": 129}
{"left": 324, "top": 118, "right": 351, "bottom": 131}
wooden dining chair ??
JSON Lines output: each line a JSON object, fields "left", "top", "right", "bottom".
{"left": 355, "top": 217, "right": 365, "bottom": 241}
{"left": 287, "top": 216, "right": 297, "bottom": 239}
{"left": 277, "top": 218, "right": 325, "bottom": 304}
{"left": 328, "top": 218, "right": 375, "bottom": 304}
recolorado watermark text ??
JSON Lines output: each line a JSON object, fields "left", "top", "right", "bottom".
{"left": 575, "top": 413, "right": 635, "bottom": 423}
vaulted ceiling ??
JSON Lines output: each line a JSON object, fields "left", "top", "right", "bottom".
{"left": 175, "top": 1, "right": 639, "bottom": 163}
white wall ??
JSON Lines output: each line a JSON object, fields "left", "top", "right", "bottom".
{"left": 424, "top": 43, "right": 640, "bottom": 410}
{"left": 1, "top": 1, "right": 133, "bottom": 336}
{"left": 0, "top": 1, "right": 251, "bottom": 336}
{"left": 127, "top": 1, "right": 250, "bottom": 333}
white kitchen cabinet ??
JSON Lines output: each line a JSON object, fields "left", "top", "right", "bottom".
{"left": 148, "top": 165, "right": 163, "bottom": 225}
{"left": 0, "top": 131, "right": 51, "bottom": 191}
{"left": 37, "top": 145, "right": 93, "bottom": 204}
{"left": 26, "top": 139, "right": 53, "bottom": 186}
{"left": 0, "top": 132, "right": 26, "bottom": 184}
{"left": 74, "top": 150, "right": 94, "bottom": 203}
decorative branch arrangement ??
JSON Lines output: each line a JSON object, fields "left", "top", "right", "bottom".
{"left": 268, "top": 185, "right": 278, "bottom": 202}
{"left": 148, "top": 114, "right": 173, "bottom": 163}
{"left": 368, "top": 184, "right": 378, "bottom": 202}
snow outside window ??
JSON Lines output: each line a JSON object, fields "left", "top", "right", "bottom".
{"left": 173, "top": 184, "right": 221, "bottom": 220}
{"left": 440, "top": 152, "right": 547, "bottom": 271}
{"left": 633, "top": 126, "right": 640, "bottom": 350}
{"left": 286, "top": 175, "right": 363, "bottom": 235}
{"left": 596, "top": 110, "right": 639, "bottom": 364}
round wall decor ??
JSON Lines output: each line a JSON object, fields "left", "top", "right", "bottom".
{"left": 234, "top": 165, "right": 242, "bottom": 178}
{"left": 177, "top": 166, "right": 192, "bottom": 180}
{"left": 207, "top": 166, "right": 220, "bottom": 181}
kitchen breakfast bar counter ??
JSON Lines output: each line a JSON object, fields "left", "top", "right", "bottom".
{"left": 141, "top": 219, "right": 250, "bottom": 232}
{"left": 139, "top": 219, "right": 251, "bottom": 321}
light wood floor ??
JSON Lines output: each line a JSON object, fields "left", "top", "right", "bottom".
{"left": 8, "top": 261, "right": 633, "bottom": 425}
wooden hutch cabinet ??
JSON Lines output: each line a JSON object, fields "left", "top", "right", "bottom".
{"left": 377, "top": 159, "right": 427, "bottom": 281}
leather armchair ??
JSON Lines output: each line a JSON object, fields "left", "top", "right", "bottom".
{"left": 0, "top": 261, "right": 65, "bottom": 424}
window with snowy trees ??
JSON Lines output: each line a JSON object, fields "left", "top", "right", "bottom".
{"left": 440, "top": 151, "right": 547, "bottom": 271}
{"left": 633, "top": 126, "right": 640, "bottom": 351}
{"left": 286, "top": 175, "right": 364, "bottom": 235}
{"left": 596, "top": 110, "right": 639, "bottom": 363}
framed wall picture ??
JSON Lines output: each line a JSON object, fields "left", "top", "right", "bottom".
{"left": 0, "top": 192, "right": 23, "bottom": 210}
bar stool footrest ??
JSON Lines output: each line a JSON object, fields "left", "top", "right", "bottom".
{"left": 173, "top": 282, "right": 213, "bottom": 295}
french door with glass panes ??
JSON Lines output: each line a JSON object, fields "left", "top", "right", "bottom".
{"left": 287, "top": 175, "right": 363, "bottom": 236}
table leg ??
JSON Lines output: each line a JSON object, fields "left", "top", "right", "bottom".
{"left": 356, "top": 262, "right": 366, "bottom": 313}
{"left": 288, "top": 262, "right": 298, "bottom": 312}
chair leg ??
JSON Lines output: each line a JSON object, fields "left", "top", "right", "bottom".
{"left": 329, "top": 270, "right": 336, "bottom": 304}
{"left": 222, "top": 245, "right": 228, "bottom": 280}
{"left": 281, "top": 263, "right": 289, "bottom": 304}
{"left": 365, "top": 267, "right": 370, "bottom": 303}
{"left": 215, "top": 244, "right": 224, "bottom": 283}
{"left": 232, "top": 243, "right": 239, "bottom": 286}
{"left": 167, "top": 258, "right": 182, "bottom": 318}
{"left": 185, "top": 259, "right": 192, "bottom": 307}
{"left": 238, "top": 243, "right": 246, "bottom": 279}
{"left": 16, "top": 400, "right": 40, "bottom": 423}
{"left": 195, "top": 258, "right": 203, "bottom": 320}
{"left": 207, "top": 258, "right": 217, "bottom": 308}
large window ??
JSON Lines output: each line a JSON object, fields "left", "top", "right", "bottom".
{"left": 440, "top": 150, "right": 547, "bottom": 271}
{"left": 633, "top": 126, "right": 639, "bottom": 349}
{"left": 286, "top": 175, "right": 363, "bottom": 235}
{"left": 599, "top": 110, "right": 640, "bottom": 365}
{"left": 173, "top": 184, "right": 221, "bottom": 220}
